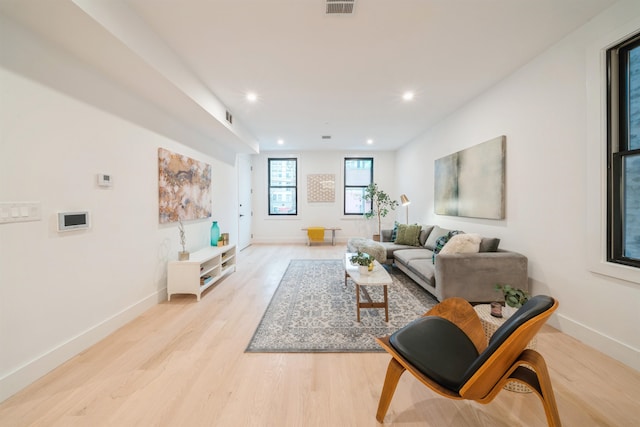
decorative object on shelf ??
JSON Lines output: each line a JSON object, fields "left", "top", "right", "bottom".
{"left": 158, "top": 147, "right": 212, "bottom": 224}
{"left": 178, "top": 218, "right": 189, "bottom": 260}
{"left": 210, "top": 221, "right": 220, "bottom": 246}
{"left": 221, "top": 233, "right": 229, "bottom": 246}
{"left": 400, "top": 194, "right": 411, "bottom": 224}
{"left": 434, "top": 135, "right": 505, "bottom": 219}
{"left": 495, "top": 283, "right": 530, "bottom": 318}
{"left": 363, "top": 183, "right": 399, "bottom": 241}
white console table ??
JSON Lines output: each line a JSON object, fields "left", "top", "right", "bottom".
{"left": 167, "top": 244, "right": 236, "bottom": 301}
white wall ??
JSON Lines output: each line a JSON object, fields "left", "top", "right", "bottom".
{"left": 251, "top": 151, "right": 397, "bottom": 244}
{"left": 396, "top": 0, "right": 640, "bottom": 370}
{"left": 0, "top": 68, "right": 237, "bottom": 401}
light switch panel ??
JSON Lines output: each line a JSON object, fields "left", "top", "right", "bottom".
{"left": 0, "top": 202, "right": 42, "bottom": 224}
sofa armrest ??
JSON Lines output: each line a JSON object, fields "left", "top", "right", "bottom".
{"left": 435, "top": 251, "right": 528, "bottom": 303}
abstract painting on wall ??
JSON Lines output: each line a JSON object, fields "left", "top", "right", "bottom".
{"left": 434, "top": 136, "right": 505, "bottom": 219}
{"left": 307, "top": 174, "right": 335, "bottom": 202}
{"left": 158, "top": 148, "right": 211, "bottom": 223}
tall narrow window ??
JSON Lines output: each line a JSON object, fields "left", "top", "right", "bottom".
{"left": 607, "top": 33, "right": 640, "bottom": 267}
{"left": 344, "top": 157, "right": 373, "bottom": 215}
{"left": 268, "top": 158, "right": 297, "bottom": 215}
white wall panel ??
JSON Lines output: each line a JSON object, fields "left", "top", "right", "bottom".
{"left": 396, "top": 0, "right": 640, "bottom": 370}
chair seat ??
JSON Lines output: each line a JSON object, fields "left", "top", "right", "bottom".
{"left": 389, "top": 316, "right": 479, "bottom": 391}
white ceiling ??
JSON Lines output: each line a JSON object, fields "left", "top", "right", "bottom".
{"left": 1, "top": 0, "right": 616, "bottom": 154}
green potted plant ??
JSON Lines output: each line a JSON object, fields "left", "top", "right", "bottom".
{"left": 350, "top": 252, "right": 374, "bottom": 274}
{"left": 495, "top": 284, "right": 529, "bottom": 317}
{"left": 363, "top": 183, "right": 399, "bottom": 241}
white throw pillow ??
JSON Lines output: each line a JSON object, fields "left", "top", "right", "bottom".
{"left": 439, "top": 233, "right": 481, "bottom": 255}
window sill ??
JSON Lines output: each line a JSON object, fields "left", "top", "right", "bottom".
{"left": 588, "top": 259, "right": 640, "bottom": 285}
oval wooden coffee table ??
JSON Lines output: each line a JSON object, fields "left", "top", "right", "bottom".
{"left": 344, "top": 253, "right": 393, "bottom": 322}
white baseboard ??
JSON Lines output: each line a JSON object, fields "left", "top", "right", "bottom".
{"left": 0, "top": 290, "right": 163, "bottom": 403}
{"left": 549, "top": 313, "right": 640, "bottom": 371}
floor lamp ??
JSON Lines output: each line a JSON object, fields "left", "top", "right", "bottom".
{"left": 400, "top": 194, "right": 410, "bottom": 224}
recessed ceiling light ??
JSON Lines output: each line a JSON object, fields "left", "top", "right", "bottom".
{"left": 366, "top": 139, "right": 373, "bottom": 145}
{"left": 277, "top": 139, "right": 284, "bottom": 145}
{"left": 402, "top": 91, "right": 414, "bottom": 101}
{"left": 246, "top": 92, "right": 258, "bottom": 102}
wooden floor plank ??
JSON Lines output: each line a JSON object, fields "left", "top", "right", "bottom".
{"left": 1, "top": 243, "right": 639, "bottom": 426}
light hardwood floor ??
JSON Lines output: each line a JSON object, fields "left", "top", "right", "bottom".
{"left": 1, "top": 244, "right": 639, "bottom": 426}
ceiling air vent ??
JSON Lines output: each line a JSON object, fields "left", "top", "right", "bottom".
{"left": 326, "top": 0, "right": 355, "bottom": 14}
{"left": 321, "top": 135, "right": 332, "bottom": 140}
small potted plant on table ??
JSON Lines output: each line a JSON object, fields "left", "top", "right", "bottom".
{"left": 495, "top": 284, "right": 529, "bottom": 318}
{"left": 350, "top": 252, "right": 374, "bottom": 275}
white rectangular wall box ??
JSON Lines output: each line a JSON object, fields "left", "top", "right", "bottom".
{"left": 97, "top": 173, "right": 113, "bottom": 187}
{"left": 57, "top": 211, "right": 90, "bottom": 231}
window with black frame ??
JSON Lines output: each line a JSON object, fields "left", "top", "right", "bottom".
{"left": 607, "top": 33, "right": 640, "bottom": 267}
{"left": 268, "top": 158, "right": 297, "bottom": 216}
{"left": 344, "top": 157, "right": 373, "bottom": 215}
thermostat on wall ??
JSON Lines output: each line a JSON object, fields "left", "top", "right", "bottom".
{"left": 58, "top": 211, "right": 90, "bottom": 232}
{"left": 97, "top": 173, "right": 112, "bottom": 187}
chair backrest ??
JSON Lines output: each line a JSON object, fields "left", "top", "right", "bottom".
{"left": 458, "top": 295, "right": 557, "bottom": 399}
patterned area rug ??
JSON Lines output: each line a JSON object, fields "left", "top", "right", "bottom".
{"left": 246, "top": 259, "right": 437, "bottom": 353}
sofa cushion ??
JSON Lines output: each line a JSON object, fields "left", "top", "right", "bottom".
{"left": 380, "top": 242, "right": 418, "bottom": 260}
{"left": 405, "top": 258, "right": 436, "bottom": 285}
{"left": 419, "top": 225, "right": 434, "bottom": 246}
{"left": 395, "top": 224, "right": 422, "bottom": 246}
{"left": 394, "top": 248, "right": 433, "bottom": 264}
{"left": 393, "top": 249, "right": 436, "bottom": 286}
{"left": 433, "top": 231, "right": 463, "bottom": 263}
{"left": 479, "top": 237, "right": 501, "bottom": 252}
{"left": 440, "top": 233, "right": 481, "bottom": 255}
{"left": 424, "top": 225, "right": 453, "bottom": 250}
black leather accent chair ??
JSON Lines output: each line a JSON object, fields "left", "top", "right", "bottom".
{"left": 375, "top": 295, "right": 561, "bottom": 426}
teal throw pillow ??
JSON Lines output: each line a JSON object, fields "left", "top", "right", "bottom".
{"left": 390, "top": 221, "right": 400, "bottom": 241}
{"left": 424, "top": 225, "right": 453, "bottom": 250}
{"left": 432, "top": 230, "right": 463, "bottom": 263}
{"left": 395, "top": 224, "right": 422, "bottom": 246}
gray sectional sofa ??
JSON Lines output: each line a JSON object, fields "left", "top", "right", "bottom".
{"left": 378, "top": 225, "right": 528, "bottom": 303}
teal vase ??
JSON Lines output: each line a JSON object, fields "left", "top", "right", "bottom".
{"left": 210, "top": 221, "right": 220, "bottom": 246}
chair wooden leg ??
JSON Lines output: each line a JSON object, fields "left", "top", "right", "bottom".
{"left": 512, "top": 350, "right": 562, "bottom": 427}
{"left": 376, "top": 358, "right": 406, "bottom": 422}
